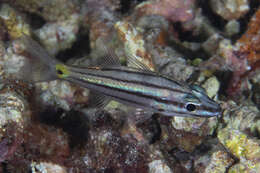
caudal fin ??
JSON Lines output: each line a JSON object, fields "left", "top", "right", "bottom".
{"left": 12, "top": 35, "right": 59, "bottom": 83}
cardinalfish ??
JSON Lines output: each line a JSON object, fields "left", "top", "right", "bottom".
{"left": 16, "top": 35, "right": 221, "bottom": 117}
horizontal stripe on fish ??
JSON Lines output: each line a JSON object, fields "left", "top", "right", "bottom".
{"left": 67, "top": 70, "right": 220, "bottom": 116}
{"left": 68, "top": 73, "right": 186, "bottom": 104}
{"left": 67, "top": 66, "right": 191, "bottom": 95}
{"left": 67, "top": 76, "right": 160, "bottom": 108}
{"left": 67, "top": 68, "right": 191, "bottom": 103}
{"left": 66, "top": 71, "right": 193, "bottom": 114}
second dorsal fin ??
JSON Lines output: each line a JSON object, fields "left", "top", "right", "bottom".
{"left": 126, "top": 52, "right": 153, "bottom": 71}
{"left": 94, "top": 37, "right": 121, "bottom": 67}
{"left": 93, "top": 36, "right": 155, "bottom": 73}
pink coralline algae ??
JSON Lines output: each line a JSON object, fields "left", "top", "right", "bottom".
{"left": 136, "top": 0, "right": 195, "bottom": 23}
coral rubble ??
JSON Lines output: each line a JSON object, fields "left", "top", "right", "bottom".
{"left": 0, "top": 0, "right": 260, "bottom": 172}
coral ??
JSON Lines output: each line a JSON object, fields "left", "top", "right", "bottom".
{"left": 171, "top": 116, "right": 218, "bottom": 136}
{"left": 228, "top": 161, "right": 259, "bottom": 173}
{"left": 81, "top": 0, "right": 119, "bottom": 47}
{"left": 23, "top": 123, "right": 70, "bottom": 164}
{"left": 218, "top": 128, "right": 260, "bottom": 171}
{"left": 81, "top": 127, "right": 151, "bottom": 172}
{"left": 225, "top": 8, "right": 260, "bottom": 96}
{"left": 194, "top": 150, "right": 235, "bottom": 173}
{"left": 36, "top": 80, "right": 90, "bottom": 111}
{"left": 221, "top": 101, "right": 260, "bottom": 135}
{"left": 115, "top": 21, "right": 155, "bottom": 71}
{"left": 210, "top": 0, "right": 249, "bottom": 20}
{"left": 136, "top": 0, "right": 195, "bottom": 23}
{"left": 34, "top": 14, "right": 80, "bottom": 55}
{"left": 202, "top": 76, "right": 220, "bottom": 98}
{"left": 0, "top": 83, "right": 31, "bottom": 163}
{"left": 31, "top": 161, "right": 67, "bottom": 173}
{"left": 224, "top": 20, "right": 240, "bottom": 36}
{"left": 159, "top": 118, "right": 210, "bottom": 152}
{"left": 237, "top": 8, "right": 260, "bottom": 65}
{"left": 0, "top": 4, "right": 30, "bottom": 39}
{"left": 1, "top": 0, "right": 260, "bottom": 172}
{"left": 3, "top": 0, "right": 79, "bottom": 22}
{"left": 148, "top": 160, "right": 172, "bottom": 173}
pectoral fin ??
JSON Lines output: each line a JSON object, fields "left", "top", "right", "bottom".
{"left": 126, "top": 52, "right": 154, "bottom": 72}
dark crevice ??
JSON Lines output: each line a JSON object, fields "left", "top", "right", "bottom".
{"left": 56, "top": 30, "right": 90, "bottom": 62}
{"left": 26, "top": 12, "right": 46, "bottom": 30}
{"left": 170, "top": 0, "right": 260, "bottom": 60}
{"left": 170, "top": 147, "right": 192, "bottom": 163}
{"left": 0, "top": 19, "right": 9, "bottom": 41}
{"left": 149, "top": 115, "right": 161, "bottom": 144}
{"left": 117, "top": 0, "right": 147, "bottom": 14}
{"left": 172, "top": 22, "right": 207, "bottom": 42}
{"left": 231, "top": 0, "right": 260, "bottom": 41}
{"left": 38, "top": 107, "right": 89, "bottom": 148}
{"left": 1, "top": 162, "right": 9, "bottom": 173}
{"left": 118, "top": 0, "right": 132, "bottom": 14}
{"left": 194, "top": 140, "right": 212, "bottom": 154}
{"left": 215, "top": 71, "right": 233, "bottom": 96}
{"left": 168, "top": 38, "right": 209, "bottom": 60}
{"left": 135, "top": 114, "right": 162, "bottom": 144}
{"left": 198, "top": 0, "right": 227, "bottom": 31}
{"left": 104, "top": 168, "right": 114, "bottom": 173}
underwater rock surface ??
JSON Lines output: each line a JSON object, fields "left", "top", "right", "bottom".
{"left": 0, "top": 0, "right": 259, "bottom": 172}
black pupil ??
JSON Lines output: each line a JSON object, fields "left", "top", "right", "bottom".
{"left": 57, "top": 69, "right": 63, "bottom": 75}
{"left": 186, "top": 104, "right": 196, "bottom": 112}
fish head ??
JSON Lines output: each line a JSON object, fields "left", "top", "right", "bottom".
{"left": 180, "top": 85, "right": 222, "bottom": 118}
{"left": 157, "top": 84, "right": 221, "bottom": 118}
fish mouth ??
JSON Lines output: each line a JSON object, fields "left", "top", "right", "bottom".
{"left": 214, "top": 103, "right": 222, "bottom": 118}
{"left": 197, "top": 91, "right": 222, "bottom": 117}
{"left": 206, "top": 102, "right": 222, "bottom": 118}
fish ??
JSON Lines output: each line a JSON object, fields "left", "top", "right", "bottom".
{"left": 15, "top": 35, "right": 221, "bottom": 118}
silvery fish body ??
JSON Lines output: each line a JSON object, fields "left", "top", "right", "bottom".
{"left": 59, "top": 65, "right": 221, "bottom": 117}
{"left": 17, "top": 35, "right": 221, "bottom": 118}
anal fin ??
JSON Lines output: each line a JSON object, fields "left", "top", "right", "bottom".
{"left": 87, "top": 91, "right": 111, "bottom": 111}
{"left": 127, "top": 107, "right": 154, "bottom": 124}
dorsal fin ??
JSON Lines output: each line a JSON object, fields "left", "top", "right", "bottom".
{"left": 94, "top": 37, "right": 121, "bottom": 67}
{"left": 125, "top": 52, "right": 153, "bottom": 71}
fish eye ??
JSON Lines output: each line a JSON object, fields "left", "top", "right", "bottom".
{"left": 186, "top": 103, "right": 196, "bottom": 112}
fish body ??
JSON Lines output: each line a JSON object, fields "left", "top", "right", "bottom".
{"left": 56, "top": 64, "right": 221, "bottom": 117}
{"left": 17, "top": 36, "right": 221, "bottom": 118}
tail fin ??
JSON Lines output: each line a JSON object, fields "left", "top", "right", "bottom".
{"left": 12, "top": 35, "right": 59, "bottom": 83}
